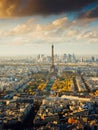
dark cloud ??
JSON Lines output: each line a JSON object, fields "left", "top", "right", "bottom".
{"left": 79, "top": 5, "right": 98, "bottom": 19}
{"left": 0, "top": 0, "right": 97, "bottom": 17}
{"left": 22, "top": 0, "right": 97, "bottom": 15}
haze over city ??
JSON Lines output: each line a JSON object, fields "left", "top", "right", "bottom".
{"left": 0, "top": 0, "right": 98, "bottom": 56}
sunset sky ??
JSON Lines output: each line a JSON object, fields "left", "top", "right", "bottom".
{"left": 0, "top": 0, "right": 98, "bottom": 56}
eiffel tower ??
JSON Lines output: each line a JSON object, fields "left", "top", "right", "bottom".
{"left": 50, "top": 45, "right": 55, "bottom": 72}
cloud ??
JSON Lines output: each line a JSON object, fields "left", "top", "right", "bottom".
{"left": 67, "top": 30, "right": 78, "bottom": 36}
{"left": 79, "top": 5, "right": 98, "bottom": 19}
{"left": 0, "top": 0, "right": 97, "bottom": 17}
{"left": 89, "top": 6, "right": 98, "bottom": 18}
{"left": 36, "top": 17, "right": 69, "bottom": 32}
{"left": 77, "top": 30, "right": 98, "bottom": 43}
{"left": 10, "top": 18, "right": 35, "bottom": 35}
{"left": 0, "top": 0, "right": 21, "bottom": 17}
{"left": 2, "top": 17, "right": 69, "bottom": 37}
{"left": 0, "top": 16, "right": 98, "bottom": 45}
{"left": 0, "top": 17, "right": 70, "bottom": 44}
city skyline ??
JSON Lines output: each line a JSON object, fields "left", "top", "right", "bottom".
{"left": 0, "top": 0, "right": 98, "bottom": 56}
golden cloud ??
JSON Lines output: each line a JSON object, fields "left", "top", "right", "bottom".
{"left": 0, "top": 0, "right": 96, "bottom": 18}
{"left": 0, "top": 0, "right": 20, "bottom": 17}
